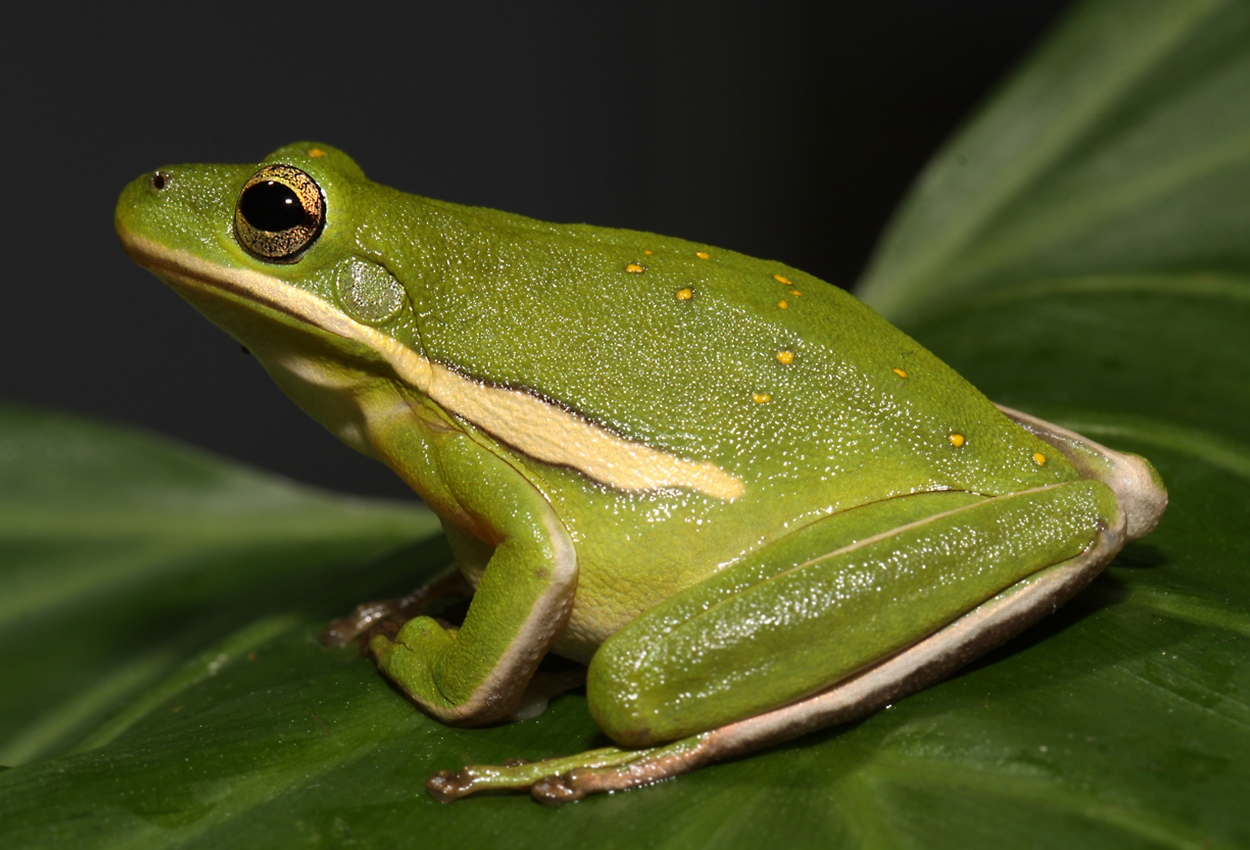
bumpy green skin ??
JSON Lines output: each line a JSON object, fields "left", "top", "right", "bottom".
{"left": 116, "top": 143, "right": 1116, "bottom": 757}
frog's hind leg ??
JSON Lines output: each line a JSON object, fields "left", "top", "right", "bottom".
{"left": 428, "top": 417, "right": 1165, "bottom": 803}
{"left": 453, "top": 507, "right": 1126, "bottom": 804}
{"left": 588, "top": 479, "right": 1126, "bottom": 749}
{"left": 432, "top": 479, "right": 1128, "bottom": 803}
{"left": 996, "top": 405, "right": 1167, "bottom": 540}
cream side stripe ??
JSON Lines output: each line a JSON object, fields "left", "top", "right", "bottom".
{"left": 125, "top": 235, "right": 745, "bottom": 500}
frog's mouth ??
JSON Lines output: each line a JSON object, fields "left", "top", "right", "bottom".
{"left": 117, "top": 230, "right": 387, "bottom": 353}
{"left": 117, "top": 230, "right": 746, "bottom": 501}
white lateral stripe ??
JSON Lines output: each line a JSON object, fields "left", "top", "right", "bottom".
{"left": 126, "top": 235, "right": 745, "bottom": 500}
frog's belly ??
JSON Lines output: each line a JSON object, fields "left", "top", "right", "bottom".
{"left": 507, "top": 455, "right": 818, "bottom": 664}
{"left": 546, "top": 535, "right": 740, "bottom": 665}
{"left": 549, "top": 575, "right": 656, "bottom": 665}
{"left": 528, "top": 489, "right": 805, "bottom": 664}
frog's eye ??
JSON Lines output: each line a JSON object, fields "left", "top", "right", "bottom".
{"left": 234, "top": 164, "right": 325, "bottom": 263}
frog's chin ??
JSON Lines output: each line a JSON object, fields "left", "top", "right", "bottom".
{"left": 118, "top": 231, "right": 418, "bottom": 462}
{"left": 117, "top": 231, "right": 363, "bottom": 344}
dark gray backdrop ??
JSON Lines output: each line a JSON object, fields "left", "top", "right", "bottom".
{"left": 2, "top": 1, "right": 1068, "bottom": 500}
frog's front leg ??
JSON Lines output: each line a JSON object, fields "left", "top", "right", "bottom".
{"left": 368, "top": 428, "right": 577, "bottom": 726}
{"left": 321, "top": 567, "right": 471, "bottom": 647}
{"left": 433, "top": 478, "right": 1126, "bottom": 801}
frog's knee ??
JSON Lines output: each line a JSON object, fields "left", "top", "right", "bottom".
{"left": 589, "top": 702, "right": 660, "bottom": 748}
{"left": 584, "top": 661, "right": 667, "bottom": 747}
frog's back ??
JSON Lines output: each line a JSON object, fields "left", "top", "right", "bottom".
{"left": 384, "top": 198, "right": 1076, "bottom": 510}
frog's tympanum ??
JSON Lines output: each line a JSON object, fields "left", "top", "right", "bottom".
{"left": 117, "top": 143, "right": 1166, "bottom": 803}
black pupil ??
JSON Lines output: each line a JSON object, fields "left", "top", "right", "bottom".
{"left": 239, "top": 180, "right": 306, "bottom": 232}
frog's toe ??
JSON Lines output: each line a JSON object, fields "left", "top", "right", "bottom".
{"left": 529, "top": 764, "right": 669, "bottom": 803}
{"left": 320, "top": 598, "right": 398, "bottom": 646}
{"left": 426, "top": 761, "right": 591, "bottom": 804}
{"left": 426, "top": 769, "right": 474, "bottom": 802}
{"left": 530, "top": 773, "right": 586, "bottom": 804}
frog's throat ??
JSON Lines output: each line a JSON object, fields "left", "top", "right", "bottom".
{"left": 120, "top": 234, "right": 745, "bottom": 501}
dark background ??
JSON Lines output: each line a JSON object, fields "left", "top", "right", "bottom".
{"left": 2, "top": 1, "right": 1069, "bottom": 501}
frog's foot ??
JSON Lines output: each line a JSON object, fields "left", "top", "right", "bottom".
{"left": 427, "top": 735, "right": 717, "bottom": 805}
{"left": 320, "top": 567, "right": 471, "bottom": 647}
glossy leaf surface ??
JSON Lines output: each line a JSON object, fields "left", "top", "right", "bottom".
{"left": 858, "top": 0, "right": 1250, "bottom": 327}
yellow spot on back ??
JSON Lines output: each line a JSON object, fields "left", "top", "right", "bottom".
{"left": 625, "top": 263, "right": 645, "bottom": 273}
{"left": 696, "top": 251, "right": 711, "bottom": 260}
{"left": 778, "top": 300, "right": 789, "bottom": 309}
{"left": 949, "top": 433, "right": 966, "bottom": 447}
{"left": 677, "top": 287, "right": 694, "bottom": 301}
{"left": 892, "top": 368, "right": 908, "bottom": 378}
{"left": 1033, "top": 452, "right": 1048, "bottom": 465}
{"left": 773, "top": 274, "right": 792, "bottom": 285}
{"left": 789, "top": 290, "right": 802, "bottom": 296}
{"left": 752, "top": 393, "right": 771, "bottom": 404}
{"left": 644, "top": 249, "right": 654, "bottom": 255}
{"left": 308, "top": 148, "right": 327, "bottom": 158}
{"left": 776, "top": 350, "right": 795, "bottom": 365}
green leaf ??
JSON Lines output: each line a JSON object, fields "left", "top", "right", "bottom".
{"left": 851, "top": 0, "right": 1250, "bottom": 844}
{"left": 857, "top": 0, "right": 1250, "bottom": 327}
{"left": 0, "top": 405, "right": 440, "bottom": 768}
{"left": 3, "top": 0, "right": 1249, "bottom": 845}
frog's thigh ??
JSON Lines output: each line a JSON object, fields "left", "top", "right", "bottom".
{"left": 370, "top": 431, "right": 576, "bottom": 726}
{"left": 589, "top": 480, "right": 1120, "bottom": 746}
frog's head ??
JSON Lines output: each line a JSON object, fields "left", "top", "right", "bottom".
{"left": 116, "top": 143, "right": 427, "bottom": 455}
{"left": 116, "top": 141, "right": 422, "bottom": 349}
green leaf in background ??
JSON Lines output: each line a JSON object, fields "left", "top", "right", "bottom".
{"left": 857, "top": 0, "right": 1250, "bottom": 326}
{"left": 2, "top": 0, "right": 1249, "bottom": 846}
{"left": 0, "top": 405, "right": 440, "bottom": 769}
{"left": 854, "top": 0, "right": 1250, "bottom": 844}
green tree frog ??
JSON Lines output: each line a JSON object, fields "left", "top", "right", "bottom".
{"left": 116, "top": 143, "right": 1166, "bottom": 803}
